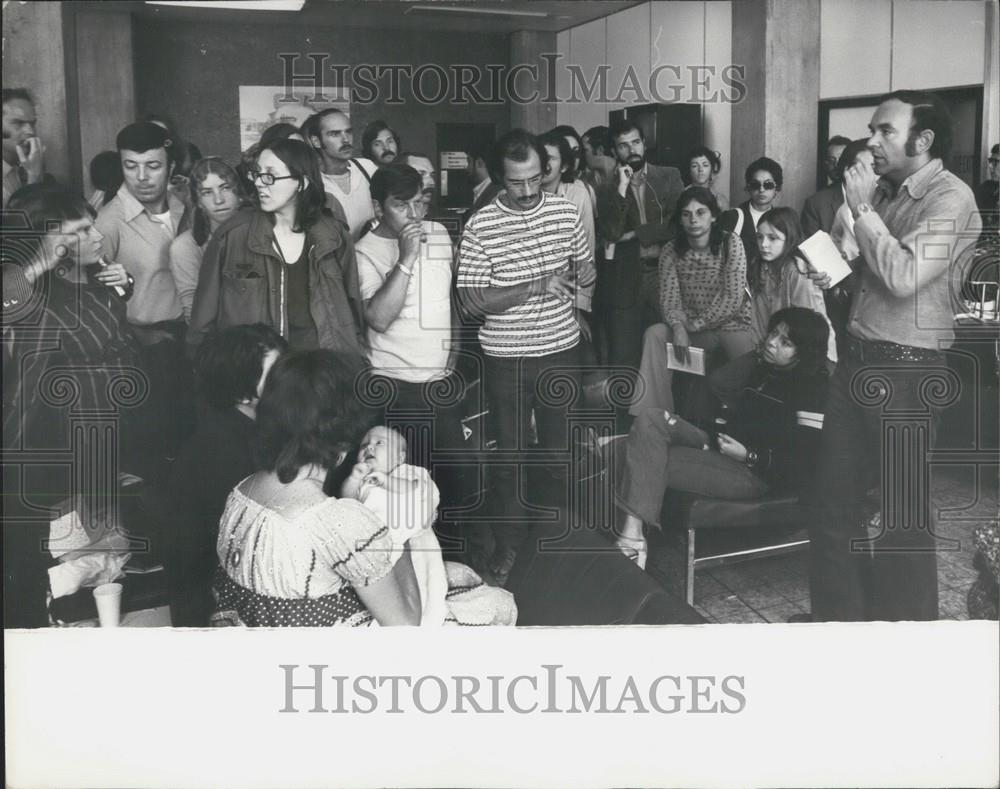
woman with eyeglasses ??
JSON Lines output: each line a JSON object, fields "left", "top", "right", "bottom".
{"left": 719, "top": 156, "right": 784, "bottom": 285}
{"left": 187, "top": 138, "right": 366, "bottom": 358}
{"left": 169, "top": 157, "right": 250, "bottom": 322}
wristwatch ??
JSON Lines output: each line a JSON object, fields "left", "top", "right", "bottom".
{"left": 854, "top": 202, "right": 874, "bottom": 219}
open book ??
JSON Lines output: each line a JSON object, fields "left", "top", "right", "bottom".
{"left": 798, "top": 230, "right": 853, "bottom": 286}
{"left": 666, "top": 344, "right": 706, "bottom": 376}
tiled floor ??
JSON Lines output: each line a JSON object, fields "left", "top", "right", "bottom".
{"left": 643, "top": 464, "right": 998, "bottom": 624}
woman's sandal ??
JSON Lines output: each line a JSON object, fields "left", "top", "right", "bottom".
{"left": 614, "top": 535, "right": 648, "bottom": 571}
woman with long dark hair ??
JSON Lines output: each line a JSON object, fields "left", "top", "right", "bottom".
{"left": 629, "top": 186, "right": 754, "bottom": 414}
{"left": 187, "top": 138, "right": 366, "bottom": 357}
{"left": 615, "top": 306, "right": 830, "bottom": 568}
{"left": 213, "top": 350, "right": 517, "bottom": 627}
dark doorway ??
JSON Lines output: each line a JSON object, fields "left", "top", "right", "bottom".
{"left": 436, "top": 122, "right": 496, "bottom": 210}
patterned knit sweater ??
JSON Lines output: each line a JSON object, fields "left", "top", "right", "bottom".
{"left": 659, "top": 230, "right": 750, "bottom": 333}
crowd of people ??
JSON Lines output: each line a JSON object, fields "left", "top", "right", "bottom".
{"left": 1, "top": 82, "right": 995, "bottom": 628}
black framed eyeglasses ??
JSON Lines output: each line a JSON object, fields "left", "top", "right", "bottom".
{"left": 748, "top": 179, "right": 777, "bottom": 191}
{"left": 989, "top": 158, "right": 1000, "bottom": 166}
{"left": 248, "top": 171, "right": 296, "bottom": 186}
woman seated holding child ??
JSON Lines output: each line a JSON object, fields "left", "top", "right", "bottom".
{"left": 614, "top": 307, "right": 830, "bottom": 569}
{"left": 213, "top": 350, "right": 516, "bottom": 627}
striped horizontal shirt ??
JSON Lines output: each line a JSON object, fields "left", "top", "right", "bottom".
{"left": 456, "top": 191, "right": 595, "bottom": 357}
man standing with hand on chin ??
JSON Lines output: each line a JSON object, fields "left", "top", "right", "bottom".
{"left": 808, "top": 90, "right": 981, "bottom": 623}
{"left": 598, "top": 118, "right": 684, "bottom": 373}
{"left": 2, "top": 89, "right": 45, "bottom": 208}
{"left": 457, "top": 129, "right": 595, "bottom": 584}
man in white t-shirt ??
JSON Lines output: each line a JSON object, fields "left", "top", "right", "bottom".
{"left": 355, "top": 162, "right": 480, "bottom": 559}
{"left": 307, "top": 108, "right": 377, "bottom": 240}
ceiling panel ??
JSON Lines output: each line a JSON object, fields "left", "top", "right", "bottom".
{"left": 128, "top": 0, "right": 647, "bottom": 33}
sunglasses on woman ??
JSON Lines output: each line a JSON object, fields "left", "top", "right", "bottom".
{"left": 748, "top": 179, "right": 777, "bottom": 191}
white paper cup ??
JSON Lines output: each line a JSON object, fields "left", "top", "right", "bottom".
{"left": 93, "top": 582, "right": 123, "bottom": 627}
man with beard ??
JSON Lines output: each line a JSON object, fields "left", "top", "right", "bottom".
{"left": 308, "top": 108, "right": 377, "bottom": 240}
{"left": 597, "top": 118, "right": 684, "bottom": 373}
{"left": 361, "top": 120, "right": 400, "bottom": 167}
{"left": 456, "top": 129, "right": 595, "bottom": 583}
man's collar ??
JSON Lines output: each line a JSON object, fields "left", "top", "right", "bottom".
{"left": 878, "top": 158, "right": 943, "bottom": 201}
{"left": 116, "top": 183, "right": 184, "bottom": 222}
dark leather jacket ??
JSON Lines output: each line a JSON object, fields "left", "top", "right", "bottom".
{"left": 187, "top": 208, "right": 366, "bottom": 356}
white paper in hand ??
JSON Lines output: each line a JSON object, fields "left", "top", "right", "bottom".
{"left": 799, "top": 230, "right": 853, "bottom": 286}
{"left": 665, "top": 344, "right": 706, "bottom": 376}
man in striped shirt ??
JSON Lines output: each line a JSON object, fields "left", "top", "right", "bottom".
{"left": 457, "top": 129, "right": 595, "bottom": 583}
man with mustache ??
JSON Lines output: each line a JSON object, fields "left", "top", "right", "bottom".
{"left": 456, "top": 129, "right": 596, "bottom": 584}
{"left": 598, "top": 118, "right": 684, "bottom": 376}
{"left": 361, "top": 120, "right": 400, "bottom": 167}
{"left": 308, "top": 108, "right": 377, "bottom": 241}
{"left": 2, "top": 89, "right": 45, "bottom": 208}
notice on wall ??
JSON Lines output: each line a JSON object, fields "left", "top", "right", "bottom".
{"left": 440, "top": 151, "right": 469, "bottom": 170}
{"left": 238, "top": 86, "right": 351, "bottom": 153}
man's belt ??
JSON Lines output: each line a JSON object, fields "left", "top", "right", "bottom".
{"left": 845, "top": 335, "right": 943, "bottom": 364}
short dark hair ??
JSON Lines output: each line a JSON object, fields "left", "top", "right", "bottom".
{"left": 258, "top": 138, "right": 327, "bottom": 231}
{"left": 551, "top": 124, "right": 584, "bottom": 175}
{"left": 89, "top": 151, "right": 123, "bottom": 204}
{"left": 299, "top": 113, "right": 321, "bottom": 144}
{"left": 116, "top": 121, "right": 175, "bottom": 167}
{"left": 879, "top": 89, "right": 953, "bottom": 160}
{"left": 583, "top": 125, "right": 610, "bottom": 153}
{"left": 3, "top": 184, "right": 96, "bottom": 269}
{"left": 464, "top": 137, "right": 494, "bottom": 167}
{"left": 361, "top": 120, "right": 400, "bottom": 160}
{"left": 195, "top": 324, "right": 287, "bottom": 411}
{"left": 835, "top": 138, "right": 872, "bottom": 182}
{"left": 491, "top": 129, "right": 548, "bottom": 183}
{"left": 827, "top": 135, "right": 852, "bottom": 149}
{"left": 671, "top": 186, "right": 725, "bottom": 256}
{"left": 538, "top": 130, "right": 575, "bottom": 184}
{"left": 256, "top": 350, "right": 372, "bottom": 483}
{"left": 2, "top": 88, "right": 33, "bottom": 106}
{"left": 745, "top": 156, "right": 783, "bottom": 189}
{"left": 609, "top": 117, "right": 643, "bottom": 144}
{"left": 767, "top": 306, "right": 829, "bottom": 377}
{"left": 683, "top": 146, "right": 723, "bottom": 184}
{"left": 369, "top": 163, "right": 422, "bottom": 206}
{"left": 259, "top": 122, "right": 302, "bottom": 148}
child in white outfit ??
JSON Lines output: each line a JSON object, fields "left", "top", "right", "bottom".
{"left": 344, "top": 426, "right": 448, "bottom": 626}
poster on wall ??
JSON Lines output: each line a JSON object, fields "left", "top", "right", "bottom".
{"left": 238, "top": 86, "right": 351, "bottom": 152}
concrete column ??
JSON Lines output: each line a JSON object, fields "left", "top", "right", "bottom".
{"left": 730, "top": 0, "right": 821, "bottom": 211}
{"left": 509, "top": 30, "right": 558, "bottom": 133}
{"left": 1, "top": 1, "right": 70, "bottom": 186}
{"left": 72, "top": 9, "right": 136, "bottom": 194}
